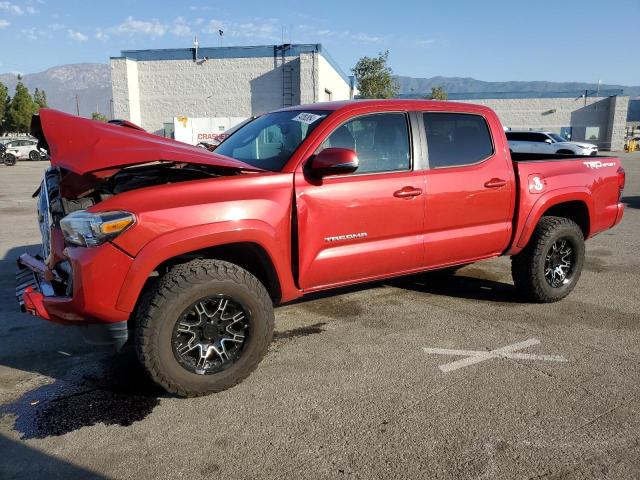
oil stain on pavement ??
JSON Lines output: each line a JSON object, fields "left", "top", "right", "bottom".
{"left": 0, "top": 351, "right": 162, "bottom": 439}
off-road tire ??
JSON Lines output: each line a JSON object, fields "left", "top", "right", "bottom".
{"left": 29, "top": 150, "right": 41, "bottom": 161}
{"left": 511, "top": 216, "right": 585, "bottom": 303}
{"left": 135, "top": 259, "right": 274, "bottom": 397}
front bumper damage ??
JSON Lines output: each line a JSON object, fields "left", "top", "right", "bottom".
{"left": 16, "top": 253, "right": 53, "bottom": 320}
{"left": 15, "top": 247, "right": 132, "bottom": 349}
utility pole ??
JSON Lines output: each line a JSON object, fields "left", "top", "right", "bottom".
{"left": 75, "top": 93, "right": 80, "bottom": 116}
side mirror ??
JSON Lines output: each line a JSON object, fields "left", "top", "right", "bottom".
{"left": 544, "top": 138, "right": 553, "bottom": 144}
{"left": 309, "top": 148, "right": 359, "bottom": 177}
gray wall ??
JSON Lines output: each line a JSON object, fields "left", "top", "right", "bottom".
{"left": 459, "top": 96, "right": 630, "bottom": 150}
{"left": 111, "top": 51, "right": 350, "bottom": 134}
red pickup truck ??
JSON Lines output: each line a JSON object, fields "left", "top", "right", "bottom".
{"left": 16, "top": 101, "right": 625, "bottom": 396}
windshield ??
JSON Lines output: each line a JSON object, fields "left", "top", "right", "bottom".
{"left": 214, "top": 110, "right": 330, "bottom": 171}
{"left": 549, "top": 133, "right": 566, "bottom": 143}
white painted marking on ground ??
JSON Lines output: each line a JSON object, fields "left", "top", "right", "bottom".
{"left": 423, "top": 338, "right": 567, "bottom": 373}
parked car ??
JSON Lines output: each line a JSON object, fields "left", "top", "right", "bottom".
{"left": 5, "top": 138, "right": 45, "bottom": 161}
{"left": 16, "top": 104, "right": 625, "bottom": 396}
{"left": 506, "top": 131, "right": 598, "bottom": 156}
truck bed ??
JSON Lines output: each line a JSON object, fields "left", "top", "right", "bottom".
{"left": 511, "top": 152, "right": 608, "bottom": 162}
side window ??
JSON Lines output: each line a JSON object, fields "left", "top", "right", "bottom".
{"left": 423, "top": 113, "right": 494, "bottom": 168}
{"left": 319, "top": 112, "right": 411, "bottom": 174}
{"left": 523, "top": 133, "right": 541, "bottom": 142}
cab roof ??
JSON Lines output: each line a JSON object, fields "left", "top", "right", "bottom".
{"left": 274, "top": 99, "right": 495, "bottom": 115}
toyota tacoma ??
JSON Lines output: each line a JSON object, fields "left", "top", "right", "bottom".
{"left": 15, "top": 101, "right": 625, "bottom": 396}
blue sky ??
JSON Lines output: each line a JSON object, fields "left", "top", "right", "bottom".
{"left": 0, "top": 0, "right": 638, "bottom": 85}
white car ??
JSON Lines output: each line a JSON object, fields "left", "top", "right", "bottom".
{"left": 5, "top": 138, "right": 45, "bottom": 161}
{"left": 506, "top": 131, "right": 598, "bottom": 156}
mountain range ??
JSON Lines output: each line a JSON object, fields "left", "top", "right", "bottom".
{"left": 0, "top": 64, "right": 111, "bottom": 118}
{"left": 394, "top": 75, "right": 640, "bottom": 98}
{"left": 1, "top": 63, "right": 638, "bottom": 119}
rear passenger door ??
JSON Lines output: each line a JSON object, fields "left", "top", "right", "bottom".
{"left": 421, "top": 112, "right": 514, "bottom": 266}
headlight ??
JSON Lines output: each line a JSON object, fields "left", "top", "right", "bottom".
{"left": 60, "top": 210, "right": 135, "bottom": 247}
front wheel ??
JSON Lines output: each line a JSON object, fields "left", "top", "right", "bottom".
{"left": 4, "top": 154, "right": 17, "bottom": 166}
{"left": 29, "top": 150, "right": 41, "bottom": 161}
{"left": 135, "top": 259, "right": 274, "bottom": 397}
{"left": 511, "top": 216, "right": 585, "bottom": 303}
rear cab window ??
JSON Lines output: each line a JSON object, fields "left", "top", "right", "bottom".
{"left": 423, "top": 112, "right": 494, "bottom": 168}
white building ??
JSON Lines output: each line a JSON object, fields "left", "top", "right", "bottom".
{"left": 111, "top": 43, "right": 353, "bottom": 139}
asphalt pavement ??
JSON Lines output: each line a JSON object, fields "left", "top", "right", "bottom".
{"left": 1, "top": 152, "right": 639, "bottom": 479}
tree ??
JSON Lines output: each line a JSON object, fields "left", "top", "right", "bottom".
{"left": 91, "top": 112, "right": 108, "bottom": 122}
{"left": 7, "top": 77, "right": 38, "bottom": 133}
{"left": 1, "top": 96, "right": 10, "bottom": 133}
{"left": 351, "top": 51, "right": 399, "bottom": 99}
{"left": 428, "top": 86, "right": 448, "bottom": 101}
{"left": 0, "top": 81, "right": 8, "bottom": 133}
{"left": 33, "top": 88, "right": 48, "bottom": 108}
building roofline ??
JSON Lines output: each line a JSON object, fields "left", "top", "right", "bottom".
{"left": 111, "top": 43, "right": 350, "bottom": 84}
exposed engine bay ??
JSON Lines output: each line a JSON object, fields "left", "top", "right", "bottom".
{"left": 40, "top": 162, "right": 230, "bottom": 224}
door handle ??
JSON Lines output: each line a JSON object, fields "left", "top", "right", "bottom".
{"left": 484, "top": 178, "right": 507, "bottom": 189}
{"left": 393, "top": 186, "right": 423, "bottom": 198}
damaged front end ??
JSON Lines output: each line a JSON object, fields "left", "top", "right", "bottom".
{"left": 16, "top": 109, "right": 261, "bottom": 348}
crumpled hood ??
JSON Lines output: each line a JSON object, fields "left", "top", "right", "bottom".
{"left": 30, "top": 109, "right": 262, "bottom": 175}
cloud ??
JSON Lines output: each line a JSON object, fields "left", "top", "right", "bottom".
{"left": 172, "top": 16, "right": 192, "bottom": 37}
{"left": 67, "top": 29, "right": 88, "bottom": 42}
{"left": 417, "top": 39, "right": 436, "bottom": 45}
{"left": 350, "top": 32, "right": 382, "bottom": 43}
{"left": 203, "top": 18, "right": 280, "bottom": 42}
{"left": 25, "top": 5, "right": 37, "bottom": 14}
{"left": 189, "top": 5, "right": 211, "bottom": 11}
{"left": 0, "top": 1, "right": 23, "bottom": 15}
{"left": 108, "top": 16, "right": 167, "bottom": 38}
{"left": 0, "top": 19, "right": 9, "bottom": 28}
{"left": 21, "top": 27, "right": 39, "bottom": 39}
{"left": 95, "top": 29, "right": 110, "bottom": 41}
{"left": 296, "top": 24, "right": 384, "bottom": 44}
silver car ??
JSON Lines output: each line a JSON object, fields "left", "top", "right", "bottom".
{"left": 5, "top": 138, "right": 45, "bottom": 161}
{"left": 506, "top": 131, "right": 598, "bottom": 156}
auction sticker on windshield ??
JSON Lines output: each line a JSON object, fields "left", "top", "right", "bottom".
{"left": 292, "top": 112, "right": 324, "bottom": 124}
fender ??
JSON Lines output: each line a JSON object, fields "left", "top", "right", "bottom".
{"left": 510, "top": 187, "right": 594, "bottom": 254}
{"left": 115, "top": 220, "right": 301, "bottom": 313}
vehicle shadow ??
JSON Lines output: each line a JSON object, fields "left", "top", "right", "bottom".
{"left": 0, "top": 244, "right": 164, "bottom": 440}
{"left": 0, "top": 433, "right": 106, "bottom": 479}
{"left": 389, "top": 269, "right": 522, "bottom": 304}
{"left": 285, "top": 266, "right": 521, "bottom": 306}
{"left": 622, "top": 196, "right": 640, "bottom": 209}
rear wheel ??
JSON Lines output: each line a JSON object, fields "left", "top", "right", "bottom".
{"left": 511, "top": 216, "right": 585, "bottom": 303}
{"left": 29, "top": 150, "right": 41, "bottom": 161}
{"left": 135, "top": 259, "right": 274, "bottom": 396}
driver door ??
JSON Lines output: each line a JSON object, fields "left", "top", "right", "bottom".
{"left": 295, "top": 111, "right": 426, "bottom": 291}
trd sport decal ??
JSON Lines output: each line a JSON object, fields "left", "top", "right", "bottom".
{"left": 583, "top": 160, "right": 616, "bottom": 169}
